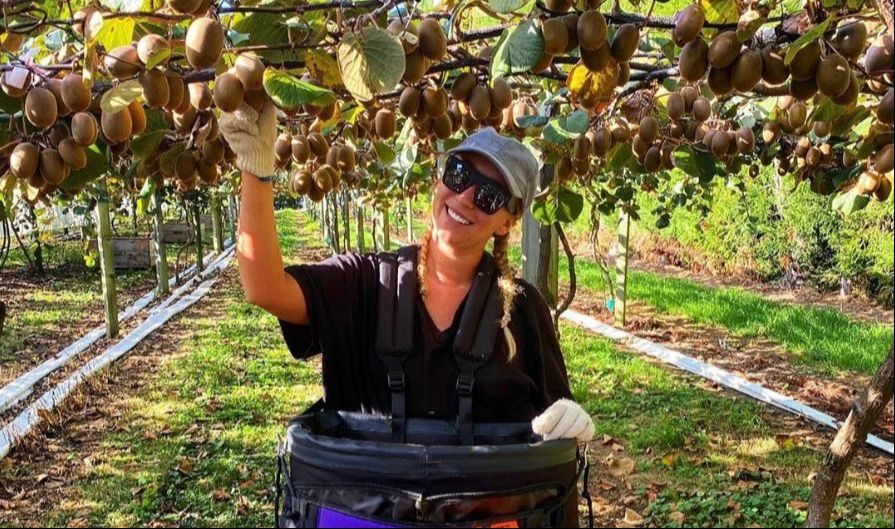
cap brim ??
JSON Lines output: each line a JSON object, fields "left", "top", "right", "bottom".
{"left": 447, "top": 145, "right": 526, "bottom": 203}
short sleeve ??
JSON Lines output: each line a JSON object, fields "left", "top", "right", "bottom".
{"left": 278, "top": 252, "right": 379, "bottom": 361}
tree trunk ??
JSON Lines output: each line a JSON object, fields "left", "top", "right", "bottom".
{"left": 806, "top": 346, "right": 894, "bottom": 528}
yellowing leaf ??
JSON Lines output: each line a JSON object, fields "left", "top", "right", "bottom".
{"left": 699, "top": 0, "right": 741, "bottom": 24}
{"left": 100, "top": 80, "right": 143, "bottom": 114}
{"left": 305, "top": 49, "right": 343, "bottom": 89}
{"left": 623, "top": 508, "right": 644, "bottom": 526}
{"left": 567, "top": 61, "right": 618, "bottom": 111}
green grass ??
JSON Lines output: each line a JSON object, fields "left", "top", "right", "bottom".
{"left": 26, "top": 209, "right": 890, "bottom": 528}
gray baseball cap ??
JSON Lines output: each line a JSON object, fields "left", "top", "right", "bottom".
{"left": 447, "top": 127, "right": 540, "bottom": 214}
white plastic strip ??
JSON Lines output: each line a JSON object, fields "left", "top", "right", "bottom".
{"left": 0, "top": 248, "right": 235, "bottom": 460}
{"left": 561, "top": 309, "right": 894, "bottom": 456}
{"left": 0, "top": 244, "right": 231, "bottom": 413}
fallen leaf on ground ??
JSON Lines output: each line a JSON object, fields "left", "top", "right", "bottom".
{"left": 788, "top": 500, "right": 809, "bottom": 510}
{"left": 623, "top": 508, "right": 644, "bottom": 526}
{"left": 608, "top": 457, "right": 636, "bottom": 478}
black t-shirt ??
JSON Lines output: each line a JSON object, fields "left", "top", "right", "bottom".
{"left": 278, "top": 247, "right": 573, "bottom": 423}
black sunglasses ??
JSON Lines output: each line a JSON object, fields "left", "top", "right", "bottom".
{"left": 441, "top": 155, "right": 521, "bottom": 216}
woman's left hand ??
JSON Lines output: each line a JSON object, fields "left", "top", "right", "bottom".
{"left": 532, "top": 399, "right": 595, "bottom": 443}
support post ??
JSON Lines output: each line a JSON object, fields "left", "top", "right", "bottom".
{"left": 356, "top": 200, "right": 366, "bottom": 254}
{"left": 151, "top": 191, "right": 169, "bottom": 296}
{"left": 405, "top": 195, "right": 414, "bottom": 243}
{"left": 615, "top": 209, "right": 631, "bottom": 327}
{"left": 521, "top": 209, "right": 558, "bottom": 309}
{"left": 193, "top": 203, "right": 204, "bottom": 272}
{"left": 211, "top": 196, "right": 224, "bottom": 253}
{"left": 378, "top": 208, "right": 391, "bottom": 251}
{"left": 342, "top": 191, "right": 351, "bottom": 252}
{"left": 96, "top": 177, "right": 119, "bottom": 339}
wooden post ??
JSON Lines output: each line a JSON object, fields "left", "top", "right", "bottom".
{"left": 356, "top": 200, "right": 366, "bottom": 254}
{"left": 211, "top": 196, "right": 224, "bottom": 253}
{"left": 378, "top": 207, "right": 391, "bottom": 250}
{"left": 151, "top": 191, "right": 169, "bottom": 296}
{"left": 342, "top": 191, "right": 351, "bottom": 252}
{"left": 331, "top": 193, "right": 341, "bottom": 253}
{"left": 615, "top": 209, "right": 631, "bottom": 327}
{"left": 95, "top": 177, "right": 119, "bottom": 338}
{"left": 521, "top": 209, "right": 558, "bottom": 308}
{"left": 405, "top": 195, "right": 414, "bottom": 243}
{"left": 193, "top": 203, "right": 204, "bottom": 272}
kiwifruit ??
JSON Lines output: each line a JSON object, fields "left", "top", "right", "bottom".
{"left": 679, "top": 37, "right": 709, "bottom": 82}
{"left": 403, "top": 48, "right": 429, "bottom": 84}
{"left": 490, "top": 78, "right": 512, "bottom": 110}
{"left": 234, "top": 53, "right": 265, "bottom": 91}
{"left": 542, "top": 18, "right": 568, "bottom": 56}
{"left": 374, "top": 108, "right": 396, "bottom": 138}
{"left": 684, "top": 120, "right": 700, "bottom": 140}
{"left": 571, "top": 158, "right": 589, "bottom": 175}
{"left": 711, "top": 130, "right": 730, "bottom": 156}
{"left": 760, "top": 47, "right": 789, "bottom": 85}
{"left": 632, "top": 134, "right": 650, "bottom": 157}
{"left": 834, "top": 21, "right": 867, "bottom": 60}
{"left": 307, "top": 132, "right": 329, "bottom": 159}
{"left": 213, "top": 72, "right": 244, "bottom": 112}
{"left": 643, "top": 146, "right": 662, "bottom": 172}
{"left": 638, "top": 116, "right": 659, "bottom": 144}
{"left": 1, "top": 32, "right": 24, "bottom": 53}
{"left": 788, "top": 101, "right": 808, "bottom": 129}
{"left": 707, "top": 67, "right": 733, "bottom": 96}
{"left": 592, "top": 127, "right": 613, "bottom": 155}
{"left": 243, "top": 89, "right": 267, "bottom": 113}
{"left": 104, "top": 45, "right": 141, "bottom": 80}
{"left": 47, "top": 123, "right": 70, "bottom": 148}
{"left": 661, "top": 144, "right": 676, "bottom": 169}
{"left": 326, "top": 145, "right": 341, "bottom": 169}
{"left": 399, "top": 86, "right": 421, "bottom": 117}
{"left": 468, "top": 85, "right": 492, "bottom": 121}
{"left": 736, "top": 127, "right": 755, "bottom": 153}
{"left": 666, "top": 93, "right": 685, "bottom": 121}
{"left": 338, "top": 144, "right": 357, "bottom": 172}
{"left": 856, "top": 170, "right": 881, "bottom": 194}
{"left": 292, "top": 169, "right": 313, "bottom": 195}
{"left": 1, "top": 69, "right": 31, "bottom": 98}
{"left": 38, "top": 149, "right": 68, "bottom": 185}
{"left": 581, "top": 44, "right": 611, "bottom": 72}
{"left": 831, "top": 72, "right": 859, "bottom": 106}
{"left": 678, "top": 86, "right": 697, "bottom": 111}
{"left": 101, "top": 108, "right": 133, "bottom": 144}
{"left": 562, "top": 13, "right": 580, "bottom": 53}
{"left": 569, "top": 135, "right": 589, "bottom": 160}
{"left": 611, "top": 24, "right": 640, "bottom": 63}
{"left": 673, "top": 5, "right": 705, "bottom": 47}
{"left": 762, "top": 121, "right": 780, "bottom": 143}
{"left": 876, "top": 144, "right": 894, "bottom": 173}
{"left": 274, "top": 132, "right": 292, "bottom": 161}
{"left": 185, "top": 17, "right": 224, "bottom": 69}
{"left": 794, "top": 136, "right": 811, "bottom": 158}
{"left": 577, "top": 10, "right": 607, "bottom": 51}
{"left": 175, "top": 151, "right": 197, "bottom": 181}
{"left": 187, "top": 82, "right": 212, "bottom": 111}
{"left": 136, "top": 34, "right": 171, "bottom": 67}
{"left": 25, "top": 88, "right": 57, "bottom": 129}
{"left": 307, "top": 180, "right": 325, "bottom": 202}
{"left": 617, "top": 62, "right": 631, "bottom": 85}
{"left": 875, "top": 174, "right": 893, "bottom": 202}
{"left": 418, "top": 18, "right": 447, "bottom": 61}
{"left": 389, "top": 19, "right": 419, "bottom": 54}
{"left": 140, "top": 69, "right": 170, "bottom": 109}
{"left": 10, "top": 143, "right": 39, "bottom": 180}
{"left": 168, "top": 0, "right": 201, "bottom": 14}
{"left": 708, "top": 32, "right": 740, "bottom": 69}
{"left": 46, "top": 79, "right": 72, "bottom": 117}
{"left": 451, "top": 72, "right": 477, "bottom": 101}
{"left": 879, "top": 89, "right": 894, "bottom": 124}
{"left": 71, "top": 112, "right": 98, "bottom": 146}
{"left": 668, "top": 120, "right": 685, "bottom": 138}
{"left": 817, "top": 54, "right": 851, "bottom": 98}
{"left": 546, "top": 0, "right": 572, "bottom": 12}
{"left": 554, "top": 156, "right": 573, "bottom": 182}
{"left": 59, "top": 73, "right": 91, "bottom": 113}
{"left": 413, "top": 115, "right": 433, "bottom": 135}
{"left": 789, "top": 76, "right": 818, "bottom": 100}
{"left": 864, "top": 36, "right": 893, "bottom": 77}
{"left": 423, "top": 86, "right": 449, "bottom": 118}
{"left": 313, "top": 165, "right": 335, "bottom": 193}
{"left": 202, "top": 138, "right": 225, "bottom": 165}
{"left": 813, "top": 120, "right": 830, "bottom": 137}
{"left": 165, "top": 72, "right": 186, "bottom": 111}
{"left": 127, "top": 100, "right": 146, "bottom": 135}
{"left": 57, "top": 138, "right": 87, "bottom": 170}
{"left": 788, "top": 40, "right": 820, "bottom": 81}
{"left": 731, "top": 49, "right": 762, "bottom": 92}
{"left": 175, "top": 88, "right": 193, "bottom": 114}
{"left": 611, "top": 121, "right": 631, "bottom": 144}
{"left": 530, "top": 52, "right": 553, "bottom": 73}
{"left": 292, "top": 135, "right": 311, "bottom": 164}
{"left": 197, "top": 158, "right": 219, "bottom": 184}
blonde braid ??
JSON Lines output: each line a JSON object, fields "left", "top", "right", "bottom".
{"left": 416, "top": 224, "right": 434, "bottom": 300}
{"left": 491, "top": 233, "right": 520, "bottom": 362}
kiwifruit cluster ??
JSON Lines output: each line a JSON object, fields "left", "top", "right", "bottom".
{"left": 505, "top": 97, "right": 543, "bottom": 138}
{"left": 212, "top": 53, "right": 267, "bottom": 113}
{"left": 388, "top": 18, "right": 447, "bottom": 85}
{"left": 630, "top": 116, "right": 677, "bottom": 172}
{"left": 444, "top": 74, "right": 514, "bottom": 134}
{"left": 398, "top": 83, "right": 458, "bottom": 141}
{"left": 278, "top": 129, "right": 357, "bottom": 202}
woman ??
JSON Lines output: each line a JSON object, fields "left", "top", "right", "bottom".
{"left": 220, "top": 101, "right": 594, "bottom": 524}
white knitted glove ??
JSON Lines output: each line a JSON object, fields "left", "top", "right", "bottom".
{"left": 532, "top": 399, "right": 594, "bottom": 443}
{"left": 219, "top": 100, "right": 277, "bottom": 178}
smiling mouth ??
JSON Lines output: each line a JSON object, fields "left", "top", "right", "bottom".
{"left": 446, "top": 205, "right": 473, "bottom": 226}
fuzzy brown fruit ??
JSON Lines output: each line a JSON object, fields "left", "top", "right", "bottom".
{"left": 673, "top": 5, "right": 705, "bottom": 47}
{"left": 490, "top": 78, "right": 512, "bottom": 110}
{"left": 25, "top": 87, "right": 58, "bottom": 129}
{"left": 168, "top": 0, "right": 201, "bottom": 14}
{"left": 666, "top": 93, "right": 685, "bottom": 121}
{"left": 39, "top": 148, "right": 70, "bottom": 185}
{"left": 175, "top": 151, "right": 197, "bottom": 181}
{"left": 292, "top": 135, "right": 311, "bottom": 164}
{"left": 189, "top": 82, "right": 213, "bottom": 110}
{"left": 128, "top": 100, "right": 147, "bottom": 135}
{"left": 101, "top": 108, "right": 133, "bottom": 144}
{"left": 71, "top": 112, "right": 98, "bottom": 146}
{"left": 202, "top": 139, "right": 225, "bottom": 165}
{"left": 165, "top": 72, "right": 186, "bottom": 111}
{"left": 403, "top": 48, "right": 429, "bottom": 85}
{"left": 423, "top": 87, "right": 449, "bottom": 118}
{"left": 140, "top": 69, "right": 170, "bottom": 109}
{"left": 679, "top": 38, "right": 709, "bottom": 82}
{"left": 611, "top": 24, "right": 640, "bottom": 63}
{"left": 374, "top": 109, "right": 396, "bottom": 138}
{"left": 104, "top": 45, "right": 141, "bottom": 80}
{"left": 878, "top": 89, "right": 894, "bottom": 125}
{"left": 876, "top": 144, "right": 894, "bottom": 174}
{"left": 213, "top": 72, "right": 244, "bottom": 112}
{"left": 788, "top": 40, "right": 820, "bottom": 81}
{"left": 10, "top": 142, "right": 39, "bottom": 180}
{"left": 60, "top": 74, "right": 91, "bottom": 113}
{"left": 639, "top": 116, "right": 659, "bottom": 144}
{"left": 816, "top": 54, "right": 852, "bottom": 98}
{"left": 731, "top": 49, "right": 762, "bottom": 92}
{"left": 233, "top": 53, "right": 265, "bottom": 91}
{"left": 399, "top": 86, "right": 421, "bottom": 117}
{"left": 468, "top": 85, "right": 492, "bottom": 121}
{"left": 451, "top": 72, "right": 476, "bottom": 101}
{"left": 185, "top": 17, "right": 224, "bottom": 69}
{"left": 46, "top": 79, "right": 71, "bottom": 117}
{"left": 707, "top": 67, "right": 733, "bottom": 96}
{"left": 834, "top": 21, "right": 867, "bottom": 60}
{"left": 418, "top": 18, "right": 447, "bottom": 61}
{"left": 760, "top": 47, "right": 789, "bottom": 85}
{"left": 708, "top": 32, "right": 740, "bottom": 69}
{"left": 581, "top": 44, "right": 611, "bottom": 72}
{"left": 137, "top": 34, "right": 171, "bottom": 67}
{"left": 58, "top": 138, "right": 87, "bottom": 170}
{"left": 577, "top": 10, "right": 607, "bottom": 51}
{"left": 542, "top": 18, "right": 569, "bottom": 56}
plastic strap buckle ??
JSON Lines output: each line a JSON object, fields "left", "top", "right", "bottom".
{"left": 387, "top": 371, "right": 406, "bottom": 392}
{"left": 455, "top": 374, "right": 475, "bottom": 396}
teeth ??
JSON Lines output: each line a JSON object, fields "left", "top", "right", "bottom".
{"left": 447, "top": 206, "right": 472, "bottom": 225}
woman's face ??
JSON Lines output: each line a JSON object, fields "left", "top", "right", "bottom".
{"left": 431, "top": 152, "right": 518, "bottom": 251}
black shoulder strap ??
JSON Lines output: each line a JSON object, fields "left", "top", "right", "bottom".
{"left": 374, "top": 245, "right": 418, "bottom": 442}
{"left": 453, "top": 253, "right": 503, "bottom": 445}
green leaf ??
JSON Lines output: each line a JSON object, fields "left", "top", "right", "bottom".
{"left": 490, "top": 20, "right": 544, "bottom": 79}
{"left": 532, "top": 186, "right": 584, "bottom": 224}
{"left": 130, "top": 110, "right": 168, "bottom": 160}
{"left": 60, "top": 145, "right": 106, "bottom": 191}
{"left": 784, "top": 18, "right": 834, "bottom": 65}
{"left": 143, "top": 45, "right": 171, "bottom": 70}
{"left": 490, "top": 0, "right": 532, "bottom": 12}
{"left": 338, "top": 28, "right": 405, "bottom": 102}
{"left": 262, "top": 69, "right": 337, "bottom": 108}
{"left": 516, "top": 114, "right": 549, "bottom": 128}
{"left": 674, "top": 147, "right": 717, "bottom": 184}
{"left": 100, "top": 79, "right": 143, "bottom": 114}
{"left": 606, "top": 143, "right": 639, "bottom": 173}
{"left": 699, "top": 0, "right": 739, "bottom": 24}
{"left": 374, "top": 141, "right": 396, "bottom": 164}
{"left": 96, "top": 17, "right": 136, "bottom": 51}
{"left": 543, "top": 109, "right": 589, "bottom": 144}
{"left": 832, "top": 187, "right": 870, "bottom": 214}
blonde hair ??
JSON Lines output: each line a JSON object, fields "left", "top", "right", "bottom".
{"left": 417, "top": 225, "right": 520, "bottom": 361}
